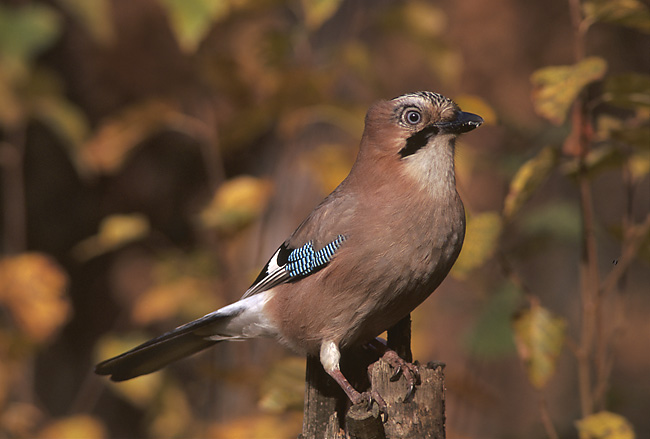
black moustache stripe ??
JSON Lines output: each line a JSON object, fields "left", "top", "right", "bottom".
{"left": 399, "top": 125, "right": 440, "bottom": 158}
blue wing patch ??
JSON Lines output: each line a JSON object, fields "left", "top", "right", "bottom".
{"left": 241, "top": 235, "right": 347, "bottom": 299}
{"left": 285, "top": 235, "right": 346, "bottom": 278}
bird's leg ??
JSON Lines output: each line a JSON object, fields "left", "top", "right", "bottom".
{"left": 320, "top": 340, "right": 386, "bottom": 409}
{"left": 368, "top": 338, "right": 421, "bottom": 401}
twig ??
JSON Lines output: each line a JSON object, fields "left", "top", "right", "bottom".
{"left": 537, "top": 391, "right": 560, "bottom": 439}
{"left": 0, "top": 133, "right": 28, "bottom": 254}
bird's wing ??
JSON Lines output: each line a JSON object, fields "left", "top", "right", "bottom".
{"left": 241, "top": 234, "right": 347, "bottom": 299}
{"left": 242, "top": 184, "right": 357, "bottom": 299}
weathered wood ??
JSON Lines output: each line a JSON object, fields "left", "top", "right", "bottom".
{"left": 301, "top": 354, "right": 346, "bottom": 438}
{"left": 300, "top": 315, "right": 446, "bottom": 439}
{"left": 372, "top": 361, "right": 445, "bottom": 438}
{"left": 346, "top": 403, "right": 386, "bottom": 439}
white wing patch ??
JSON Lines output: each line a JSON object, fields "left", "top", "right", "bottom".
{"left": 241, "top": 235, "right": 347, "bottom": 300}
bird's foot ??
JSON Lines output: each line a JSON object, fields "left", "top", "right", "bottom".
{"left": 350, "top": 388, "right": 387, "bottom": 411}
{"left": 379, "top": 347, "right": 421, "bottom": 402}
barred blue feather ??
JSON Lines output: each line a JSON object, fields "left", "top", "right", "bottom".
{"left": 241, "top": 234, "right": 347, "bottom": 299}
{"left": 286, "top": 235, "right": 346, "bottom": 278}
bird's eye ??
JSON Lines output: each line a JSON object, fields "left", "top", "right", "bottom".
{"left": 404, "top": 109, "right": 422, "bottom": 125}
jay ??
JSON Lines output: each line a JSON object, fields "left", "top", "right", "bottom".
{"left": 95, "top": 91, "right": 483, "bottom": 405}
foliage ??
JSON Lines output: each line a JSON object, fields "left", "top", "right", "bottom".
{"left": 512, "top": 299, "right": 566, "bottom": 389}
{"left": 0, "top": 253, "right": 69, "bottom": 343}
{"left": 576, "top": 411, "right": 636, "bottom": 439}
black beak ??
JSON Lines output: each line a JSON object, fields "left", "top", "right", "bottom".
{"left": 436, "top": 111, "right": 484, "bottom": 134}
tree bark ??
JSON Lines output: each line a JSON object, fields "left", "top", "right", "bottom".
{"left": 300, "top": 315, "right": 446, "bottom": 439}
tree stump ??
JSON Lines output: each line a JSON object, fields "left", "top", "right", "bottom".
{"left": 300, "top": 315, "right": 446, "bottom": 439}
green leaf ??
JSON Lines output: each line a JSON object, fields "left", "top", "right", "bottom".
{"left": 463, "top": 283, "right": 521, "bottom": 359}
{"left": 531, "top": 57, "right": 608, "bottom": 124}
{"left": 0, "top": 4, "right": 62, "bottom": 128}
{"left": 55, "top": 0, "right": 115, "bottom": 45}
{"left": 512, "top": 301, "right": 566, "bottom": 389}
{"left": 521, "top": 201, "right": 582, "bottom": 242}
{"left": 576, "top": 411, "right": 636, "bottom": 439}
{"left": 158, "top": 0, "right": 229, "bottom": 53}
{"left": 503, "top": 146, "right": 559, "bottom": 220}
{"left": 584, "top": 0, "right": 650, "bottom": 33}
{"left": 0, "top": 4, "right": 61, "bottom": 75}
{"left": 26, "top": 68, "right": 90, "bottom": 162}
{"left": 561, "top": 144, "right": 625, "bottom": 179}
{"left": 451, "top": 211, "right": 502, "bottom": 279}
{"left": 603, "top": 73, "right": 650, "bottom": 109}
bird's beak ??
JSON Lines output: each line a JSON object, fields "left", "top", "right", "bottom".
{"left": 437, "top": 111, "right": 484, "bottom": 134}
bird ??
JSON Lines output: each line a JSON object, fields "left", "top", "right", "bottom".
{"left": 95, "top": 91, "right": 483, "bottom": 406}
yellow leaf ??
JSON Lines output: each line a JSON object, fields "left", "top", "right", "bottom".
{"left": 451, "top": 211, "right": 502, "bottom": 279}
{"left": 403, "top": 1, "right": 447, "bottom": 38}
{"left": 207, "top": 412, "right": 303, "bottom": 439}
{"left": 132, "top": 276, "right": 220, "bottom": 325}
{"left": 454, "top": 94, "right": 498, "bottom": 125}
{"left": 278, "top": 105, "right": 365, "bottom": 141}
{"left": 503, "top": 146, "right": 559, "bottom": 220}
{"left": 130, "top": 250, "right": 221, "bottom": 324}
{"left": 583, "top": 0, "right": 650, "bottom": 33}
{"left": 99, "top": 214, "right": 150, "bottom": 246}
{"left": 531, "top": 57, "right": 608, "bottom": 124}
{"left": 576, "top": 411, "right": 636, "bottom": 439}
{"left": 38, "top": 415, "right": 107, "bottom": 439}
{"left": 0, "top": 403, "right": 43, "bottom": 438}
{"left": 158, "top": 0, "right": 230, "bottom": 52}
{"left": 148, "top": 386, "right": 193, "bottom": 439}
{"left": 80, "top": 100, "right": 179, "bottom": 174}
{"left": 95, "top": 335, "right": 163, "bottom": 406}
{"left": 0, "top": 253, "right": 70, "bottom": 342}
{"left": 512, "top": 301, "right": 566, "bottom": 389}
{"left": 630, "top": 150, "right": 650, "bottom": 181}
{"left": 300, "top": 0, "right": 344, "bottom": 31}
{"left": 55, "top": 0, "right": 114, "bottom": 44}
{"left": 0, "top": 66, "right": 26, "bottom": 128}
{"left": 200, "top": 176, "right": 273, "bottom": 234}
{"left": 73, "top": 214, "right": 150, "bottom": 260}
{"left": 302, "top": 144, "right": 354, "bottom": 195}
{"left": 258, "top": 356, "right": 305, "bottom": 413}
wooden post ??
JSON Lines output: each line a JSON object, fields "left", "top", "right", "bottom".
{"left": 300, "top": 315, "right": 446, "bottom": 439}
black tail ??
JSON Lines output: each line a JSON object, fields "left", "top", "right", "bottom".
{"left": 96, "top": 311, "right": 232, "bottom": 381}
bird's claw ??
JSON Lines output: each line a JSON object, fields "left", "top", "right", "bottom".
{"left": 352, "top": 389, "right": 388, "bottom": 416}
{"left": 404, "top": 381, "right": 416, "bottom": 402}
{"left": 381, "top": 351, "right": 421, "bottom": 402}
{"left": 389, "top": 365, "right": 402, "bottom": 382}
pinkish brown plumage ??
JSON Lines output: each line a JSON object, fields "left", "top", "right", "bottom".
{"left": 95, "top": 91, "right": 482, "bottom": 406}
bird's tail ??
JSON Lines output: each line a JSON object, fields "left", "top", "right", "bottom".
{"left": 95, "top": 311, "right": 231, "bottom": 381}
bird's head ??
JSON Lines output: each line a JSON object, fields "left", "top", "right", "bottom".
{"left": 355, "top": 91, "right": 483, "bottom": 192}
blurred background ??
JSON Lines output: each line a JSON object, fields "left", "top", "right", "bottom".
{"left": 0, "top": 0, "right": 648, "bottom": 438}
